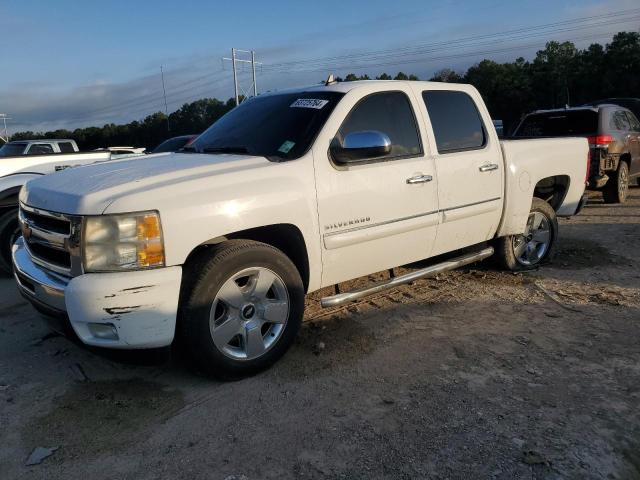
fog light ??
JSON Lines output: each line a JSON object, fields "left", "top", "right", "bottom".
{"left": 88, "top": 323, "right": 119, "bottom": 340}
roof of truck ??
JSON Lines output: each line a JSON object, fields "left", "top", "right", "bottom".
{"left": 265, "top": 80, "right": 472, "bottom": 95}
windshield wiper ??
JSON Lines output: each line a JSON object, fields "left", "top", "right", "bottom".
{"left": 181, "top": 145, "right": 197, "bottom": 153}
{"left": 202, "top": 146, "right": 250, "bottom": 154}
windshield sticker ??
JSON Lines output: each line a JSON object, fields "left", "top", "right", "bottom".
{"left": 290, "top": 98, "right": 329, "bottom": 109}
{"left": 278, "top": 140, "right": 296, "bottom": 154}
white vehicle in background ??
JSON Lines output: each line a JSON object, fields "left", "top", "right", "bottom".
{"left": 13, "top": 80, "right": 589, "bottom": 378}
{"left": 0, "top": 150, "right": 111, "bottom": 273}
{"left": 0, "top": 139, "right": 79, "bottom": 156}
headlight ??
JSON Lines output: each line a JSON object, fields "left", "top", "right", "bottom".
{"left": 83, "top": 211, "right": 165, "bottom": 272}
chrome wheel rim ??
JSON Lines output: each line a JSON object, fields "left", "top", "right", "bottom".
{"left": 513, "top": 211, "right": 551, "bottom": 266}
{"left": 209, "top": 267, "right": 289, "bottom": 361}
{"left": 619, "top": 165, "right": 628, "bottom": 199}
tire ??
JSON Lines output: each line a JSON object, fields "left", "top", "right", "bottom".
{"left": 0, "top": 208, "right": 20, "bottom": 276}
{"left": 495, "top": 198, "right": 558, "bottom": 271}
{"left": 602, "top": 160, "right": 629, "bottom": 204}
{"left": 178, "top": 240, "right": 305, "bottom": 379}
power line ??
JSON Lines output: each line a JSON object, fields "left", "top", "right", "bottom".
{"left": 260, "top": 13, "right": 640, "bottom": 75}
{"left": 260, "top": 7, "right": 640, "bottom": 72}
{"left": 97, "top": 12, "right": 637, "bottom": 122}
{"left": 261, "top": 29, "right": 628, "bottom": 78}
{"left": 21, "top": 8, "right": 639, "bottom": 131}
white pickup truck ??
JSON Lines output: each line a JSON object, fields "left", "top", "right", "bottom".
{"left": 0, "top": 150, "right": 111, "bottom": 273}
{"left": 12, "top": 81, "right": 589, "bottom": 378}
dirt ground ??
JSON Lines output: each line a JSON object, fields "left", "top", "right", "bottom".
{"left": 1, "top": 188, "right": 639, "bottom": 480}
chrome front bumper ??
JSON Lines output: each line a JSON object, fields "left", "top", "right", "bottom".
{"left": 12, "top": 236, "right": 69, "bottom": 314}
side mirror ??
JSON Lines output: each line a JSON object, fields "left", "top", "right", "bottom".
{"left": 331, "top": 130, "right": 392, "bottom": 164}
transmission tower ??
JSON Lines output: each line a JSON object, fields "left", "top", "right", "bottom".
{"left": 0, "top": 114, "right": 10, "bottom": 143}
{"left": 222, "top": 49, "right": 261, "bottom": 106}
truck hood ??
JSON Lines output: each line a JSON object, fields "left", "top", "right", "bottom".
{"left": 21, "top": 152, "right": 271, "bottom": 214}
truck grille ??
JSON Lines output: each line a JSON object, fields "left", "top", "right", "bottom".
{"left": 19, "top": 204, "right": 82, "bottom": 277}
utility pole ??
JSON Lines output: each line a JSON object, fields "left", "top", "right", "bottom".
{"left": 251, "top": 50, "right": 257, "bottom": 97}
{"left": 0, "top": 114, "right": 10, "bottom": 143}
{"left": 160, "top": 66, "right": 170, "bottom": 133}
{"left": 222, "top": 49, "right": 261, "bottom": 106}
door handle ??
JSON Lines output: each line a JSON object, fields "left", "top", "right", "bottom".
{"left": 406, "top": 174, "right": 433, "bottom": 184}
{"left": 479, "top": 164, "right": 499, "bottom": 172}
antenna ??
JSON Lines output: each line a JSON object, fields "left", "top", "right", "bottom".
{"left": 325, "top": 74, "right": 337, "bottom": 86}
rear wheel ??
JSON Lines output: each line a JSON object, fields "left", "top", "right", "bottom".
{"left": 603, "top": 160, "right": 629, "bottom": 204}
{"left": 0, "top": 208, "right": 20, "bottom": 275}
{"left": 495, "top": 198, "right": 557, "bottom": 271}
{"left": 178, "top": 240, "right": 304, "bottom": 378}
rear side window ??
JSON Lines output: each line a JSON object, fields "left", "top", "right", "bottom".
{"left": 338, "top": 91, "right": 422, "bottom": 160}
{"left": 610, "top": 111, "right": 631, "bottom": 131}
{"left": 58, "top": 142, "right": 75, "bottom": 153}
{"left": 27, "top": 144, "right": 54, "bottom": 155}
{"left": 514, "top": 110, "right": 598, "bottom": 137}
{"left": 423, "top": 91, "right": 486, "bottom": 153}
{"left": 626, "top": 112, "right": 640, "bottom": 132}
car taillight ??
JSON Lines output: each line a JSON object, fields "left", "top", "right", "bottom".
{"left": 587, "top": 135, "right": 614, "bottom": 146}
{"left": 585, "top": 150, "right": 591, "bottom": 184}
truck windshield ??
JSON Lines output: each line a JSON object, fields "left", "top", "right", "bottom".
{"left": 0, "top": 143, "right": 27, "bottom": 157}
{"left": 514, "top": 110, "right": 598, "bottom": 137}
{"left": 189, "top": 91, "right": 344, "bottom": 161}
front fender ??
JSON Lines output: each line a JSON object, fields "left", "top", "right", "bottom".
{"left": 103, "top": 156, "right": 323, "bottom": 291}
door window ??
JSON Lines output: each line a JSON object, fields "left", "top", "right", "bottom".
{"left": 625, "top": 112, "right": 640, "bottom": 132}
{"left": 58, "top": 142, "right": 75, "bottom": 153}
{"left": 610, "top": 111, "right": 631, "bottom": 131}
{"left": 27, "top": 144, "right": 54, "bottom": 155}
{"left": 336, "top": 91, "right": 422, "bottom": 161}
{"left": 422, "top": 90, "right": 486, "bottom": 153}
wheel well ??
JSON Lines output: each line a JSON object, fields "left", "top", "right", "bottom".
{"left": 620, "top": 152, "right": 631, "bottom": 166}
{"left": 185, "top": 224, "right": 311, "bottom": 292}
{"left": 533, "top": 175, "right": 570, "bottom": 211}
{"left": 0, "top": 189, "right": 19, "bottom": 209}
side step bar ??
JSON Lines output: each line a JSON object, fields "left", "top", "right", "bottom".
{"left": 320, "top": 246, "right": 494, "bottom": 308}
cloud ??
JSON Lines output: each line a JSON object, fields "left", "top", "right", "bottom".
{"left": 3, "top": 0, "right": 637, "bottom": 133}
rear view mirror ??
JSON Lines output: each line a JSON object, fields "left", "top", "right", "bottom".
{"left": 331, "top": 130, "right": 392, "bottom": 164}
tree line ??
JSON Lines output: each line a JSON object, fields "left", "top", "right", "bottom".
{"left": 8, "top": 31, "right": 639, "bottom": 148}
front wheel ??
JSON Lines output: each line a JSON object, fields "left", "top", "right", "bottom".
{"left": 495, "top": 198, "right": 558, "bottom": 271}
{"left": 0, "top": 208, "right": 20, "bottom": 275}
{"left": 178, "top": 240, "right": 305, "bottom": 379}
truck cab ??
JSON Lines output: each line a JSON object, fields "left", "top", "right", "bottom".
{"left": 0, "top": 139, "right": 79, "bottom": 157}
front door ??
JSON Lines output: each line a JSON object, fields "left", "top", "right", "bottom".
{"left": 312, "top": 85, "right": 439, "bottom": 287}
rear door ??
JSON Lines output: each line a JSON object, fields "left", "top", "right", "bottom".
{"left": 415, "top": 87, "right": 503, "bottom": 256}
{"left": 312, "top": 85, "right": 439, "bottom": 286}
{"left": 624, "top": 112, "right": 640, "bottom": 175}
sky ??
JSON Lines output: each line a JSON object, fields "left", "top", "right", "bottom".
{"left": 1, "top": 0, "right": 639, "bottom": 133}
